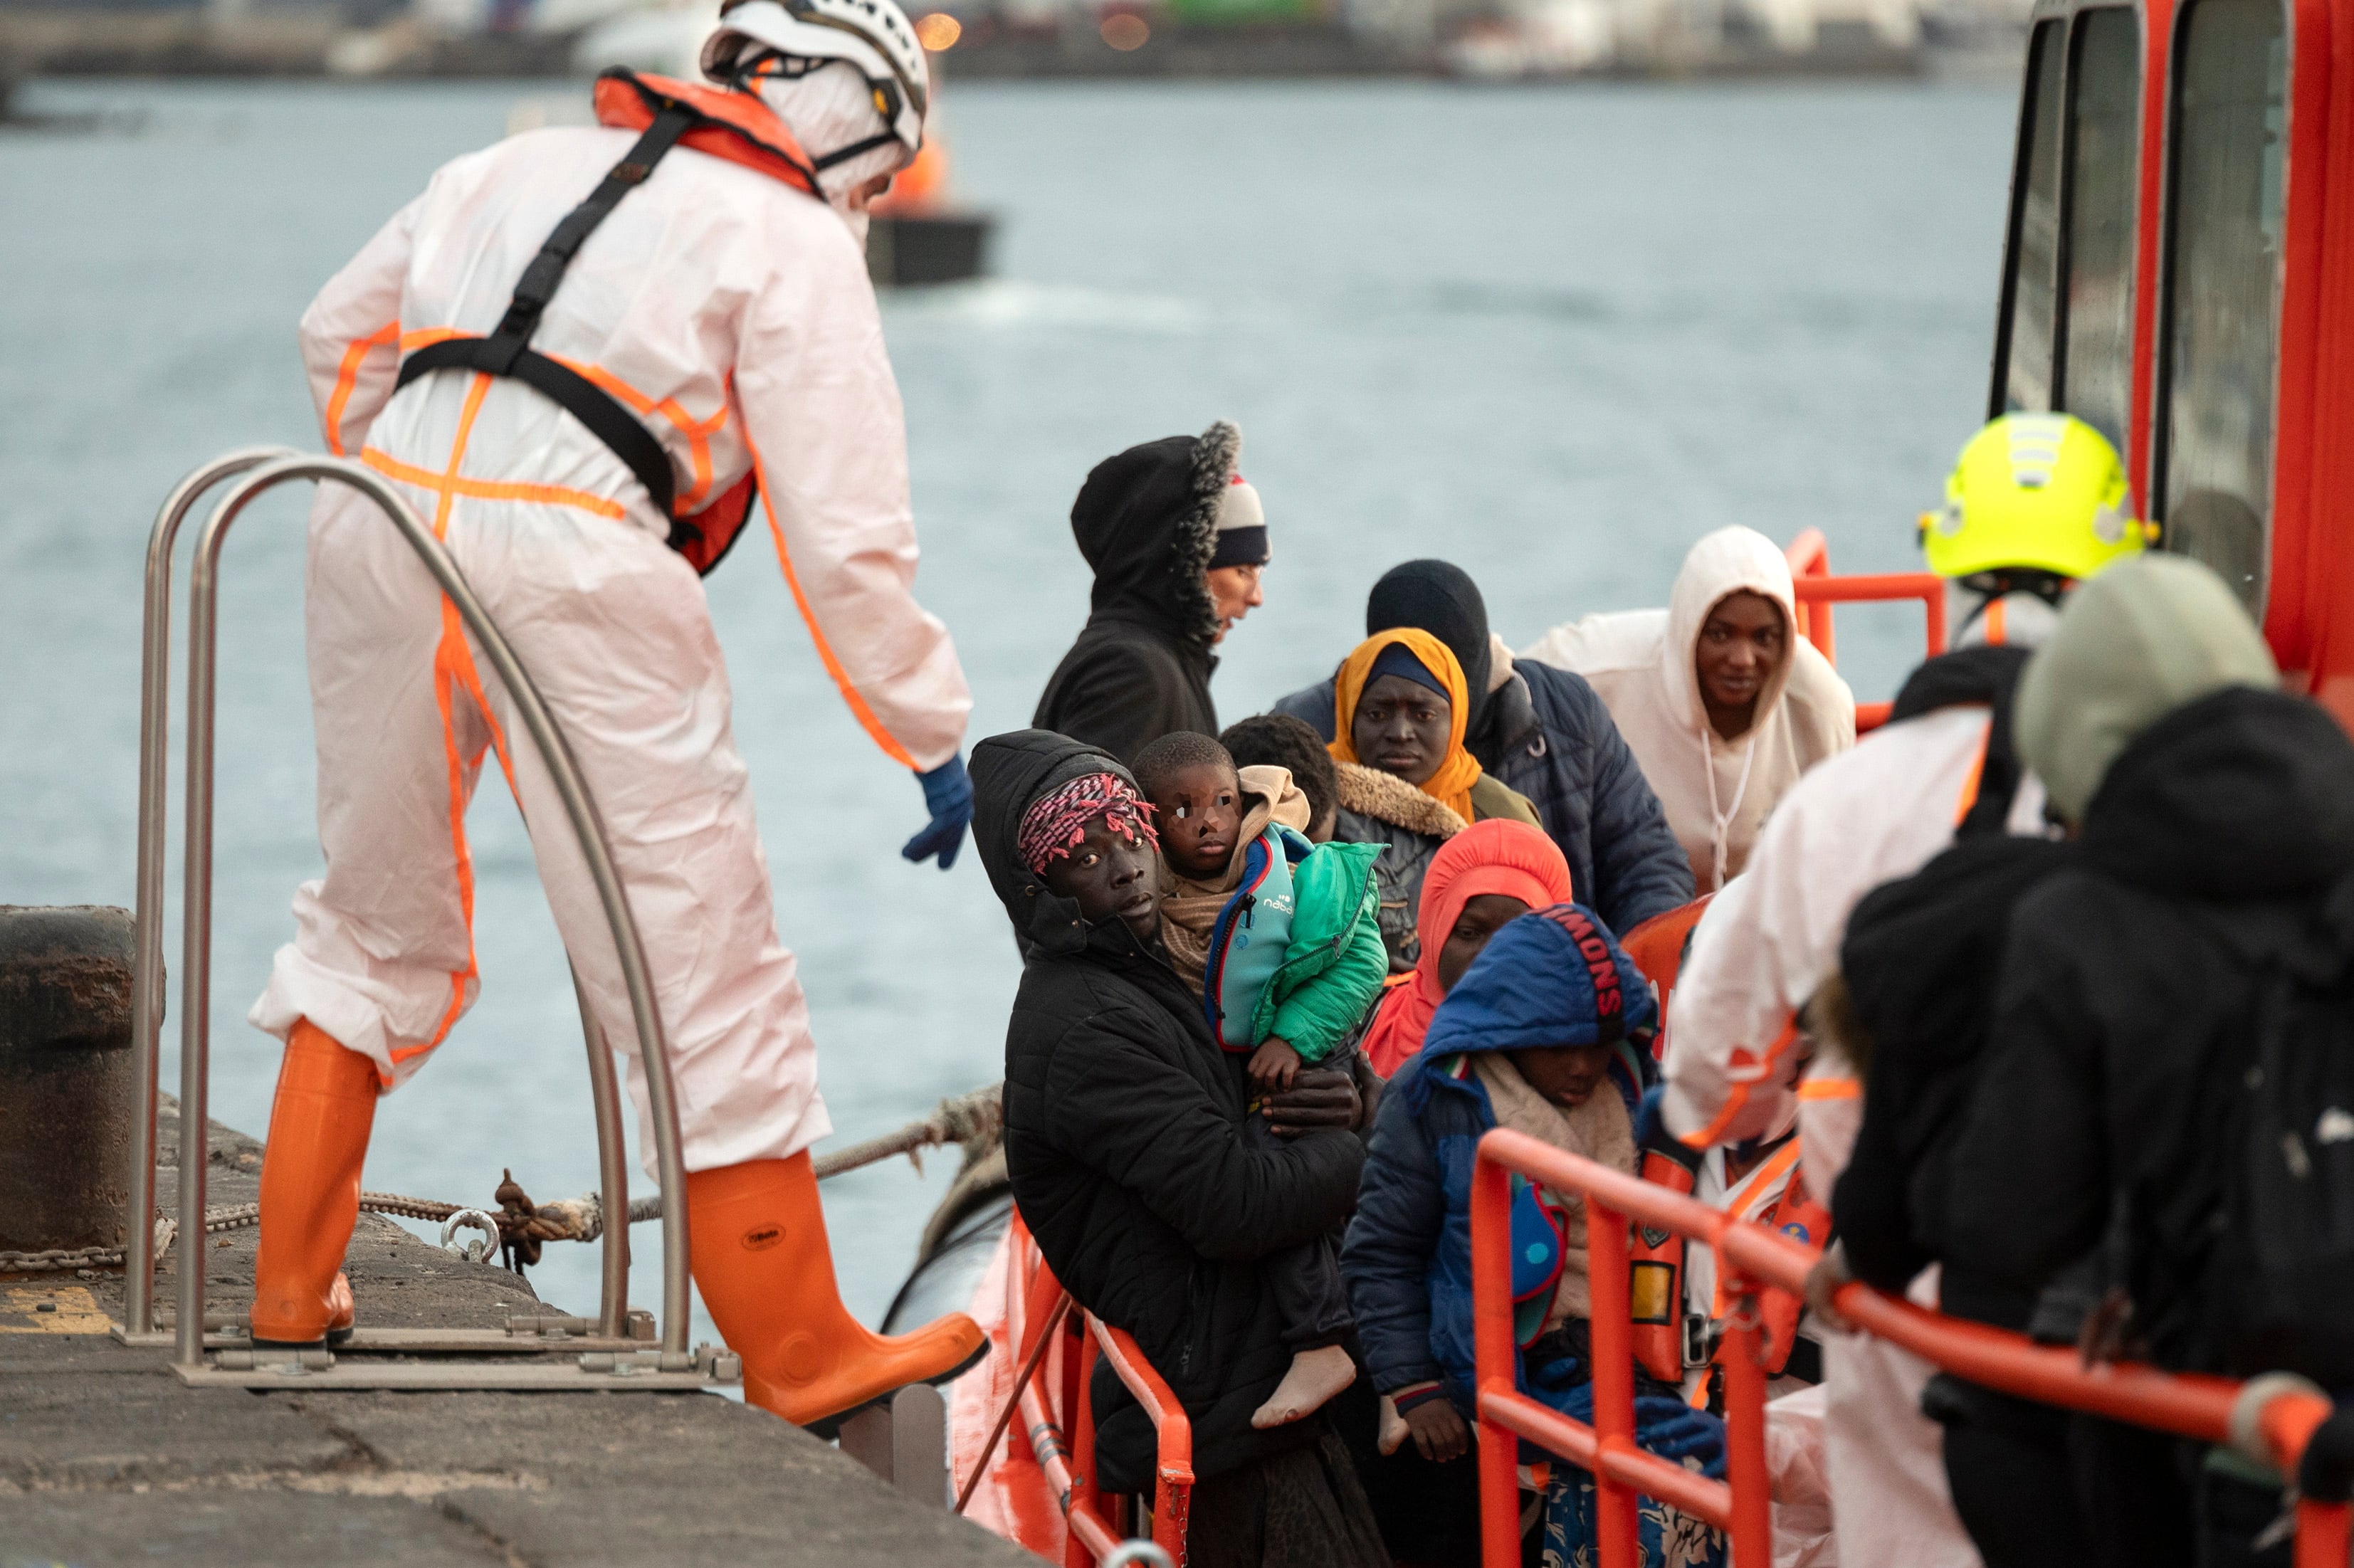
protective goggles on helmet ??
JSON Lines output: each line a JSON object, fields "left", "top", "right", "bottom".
{"left": 703, "top": 0, "right": 928, "bottom": 166}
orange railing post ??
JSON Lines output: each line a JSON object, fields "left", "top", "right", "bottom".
{"left": 2296, "top": 1501, "right": 2351, "bottom": 1568}
{"left": 1470, "top": 1150, "right": 1522, "bottom": 1568}
{"left": 1071, "top": 1330, "right": 1104, "bottom": 1564}
{"left": 1790, "top": 572, "right": 1948, "bottom": 731}
{"left": 1784, "top": 528, "right": 1834, "bottom": 661}
{"left": 1715, "top": 1273, "right": 1775, "bottom": 1568}
{"left": 1088, "top": 1317, "right": 1194, "bottom": 1566}
{"left": 1471, "top": 1133, "right": 1741, "bottom": 1565}
{"left": 1003, "top": 1245, "right": 1182, "bottom": 1567}
{"left": 1780, "top": 531, "right": 1952, "bottom": 733}
{"left": 1469, "top": 1129, "right": 2345, "bottom": 1568}
{"left": 1585, "top": 1196, "right": 1641, "bottom": 1568}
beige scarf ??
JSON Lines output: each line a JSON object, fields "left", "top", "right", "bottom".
{"left": 1471, "top": 1052, "right": 1636, "bottom": 1327}
{"left": 1159, "top": 766, "right": 1313, "bottom": 996}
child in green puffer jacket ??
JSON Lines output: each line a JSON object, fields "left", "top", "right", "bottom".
{"left": 1133, "top": 731, "right": 1389, "bottom": 1431}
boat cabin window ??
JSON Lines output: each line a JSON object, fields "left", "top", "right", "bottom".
{"left": 2059, "top": 9, "right": 2140, "bottom": 450}
{"left": 2156, "top": 0, "right": 2287, "bottom": 615}
{"left": 1998, "top": 21, "right": 2065, "bottom": 415}
{"left": 1993, "top": 6, "right": 2140, "bottom": 452}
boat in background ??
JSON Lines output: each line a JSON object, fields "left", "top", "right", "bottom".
{"left": 866, "top": 112, "right": 995, "bottom": 288}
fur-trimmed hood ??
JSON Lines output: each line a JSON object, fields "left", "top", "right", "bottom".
{"left": 1336, "top": 759, "right": 1467, "bottom": 840}
{"left": 1067, "top": 420, "right": 1241, "bottom": 651}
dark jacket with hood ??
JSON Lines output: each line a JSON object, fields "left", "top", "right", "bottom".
{"left": 1273, "top": 560, "right": 1689, "bottom": 935}
{"left": 1944, "top": 686, "right": 2354, "bottom": 1369}
{"left": 974, "top": 728, "right": 1367, "bottom": 1491}
{"left": 1032, "top": 423, "right": 1236, "bottom": 765}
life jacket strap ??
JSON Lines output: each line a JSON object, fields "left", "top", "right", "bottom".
{"left": 398, "top": 337, "right": 681, "bottom": 520}
{"left": 393, "top": 102, "right": 762, "bottom": 575}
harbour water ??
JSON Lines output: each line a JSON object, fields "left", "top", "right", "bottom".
{"left": 0, "top": 75, "right": 2014, "bottom": 1345}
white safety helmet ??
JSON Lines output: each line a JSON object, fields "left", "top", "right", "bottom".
{"left": 701, "top": 0, "right": 929, "bottom": 169}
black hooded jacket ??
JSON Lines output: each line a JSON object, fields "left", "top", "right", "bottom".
{"left": 973, "top": 729, "right": 1367, "bottom": 1490}
{"left": 1273, "top": 560, "right": 1690, "bottom": 932}
{"left": 1943, "top": 686, "right": 2354, "bottom": 1367}
{"left": 1031, "top": 425, "right": 1235, "bottom": 764}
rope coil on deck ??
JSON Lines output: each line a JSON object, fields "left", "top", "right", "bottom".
{"left": 1, "top": 1083, "right": 1004, "bottom": 1276}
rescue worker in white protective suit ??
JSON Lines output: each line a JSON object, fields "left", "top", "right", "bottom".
{"left": 245, "top": 0, "right": 989, "bottom": 1429}
{"left": 1656, "top": 413, "right": 2152, "bottom": 1567}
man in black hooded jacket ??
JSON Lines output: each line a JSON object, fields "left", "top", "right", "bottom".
{"left": 972, "top": 728, "right": 1387, "bottom": 1562}
{"left": 1033, "top": 421, "right": 1265, "bottom": 765}
{"left": 1933, "top": 558, "right": 2337, "bottom": 1566}
{"left": 1273, "top": 559, "right": 1690, "bottom": 935}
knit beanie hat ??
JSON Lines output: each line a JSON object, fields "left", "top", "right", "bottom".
{"left": 1207, "top": 475, "right": 1268, "bottom": 570}
{"left": 2014, "top": 553, "right": 2279, "bottom": 824}
{"left": 1367, "top": 560, "right": 1493, "bottom": 722}
{"left": 756, "top": 60, "right": 907, "bottom": 207}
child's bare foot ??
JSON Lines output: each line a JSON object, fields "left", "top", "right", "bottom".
{"left": 1248, "top": 1036, "right": 1302, "bottom": 1093}
{"left": 1249, "top": 1345, "right": 1356, "bottom": 1429}
{"left": 1377, "top": 1393, "right": 1411, "bottom": 1456}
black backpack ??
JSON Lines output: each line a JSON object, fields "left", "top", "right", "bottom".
{"left": 2207, "top": 874, "right": 2354, "bottom": 1387}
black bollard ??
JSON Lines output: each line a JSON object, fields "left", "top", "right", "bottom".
{"left": 0, "top": 906, "right": 136, "bottom": 1259}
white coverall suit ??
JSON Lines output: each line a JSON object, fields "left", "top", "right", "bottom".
{"left": 1661, "top": 603, "right": 2054, "bottom": 1568}
{"left": 250, "top": 122, "right": 970, "bottom": 1176}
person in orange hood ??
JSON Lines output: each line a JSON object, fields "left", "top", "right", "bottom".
{"left": 244, "top": 0, "right": 984, "bottom": 1432}
{"left": 1357, "top": 819, "right": 1574, "bottom": 1079}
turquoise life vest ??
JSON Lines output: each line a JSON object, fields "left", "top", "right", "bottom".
{"left": 1201, "top": 824, "right": 1313, "bottom": 1051}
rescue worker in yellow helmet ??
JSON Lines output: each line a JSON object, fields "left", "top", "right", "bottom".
{"left": 1920, "top": 411, "right": 2155, "bottom": 648}
{"left": 1656, "top": 410, "right": 2148, "bottom": 1568}
{"left": 245, "top": 0, "right": 987, "bottom": 1429}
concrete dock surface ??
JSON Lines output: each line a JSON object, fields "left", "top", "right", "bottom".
{"left": 0, "top": 1102, "right": 1031, "bottom": 1566}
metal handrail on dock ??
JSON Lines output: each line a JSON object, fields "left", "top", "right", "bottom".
{"left": 1468, "top": 1127, "right": 2348, "bottom": 1568}
{"left": 125, "top": 451, "right": 698, "bottom": 1371}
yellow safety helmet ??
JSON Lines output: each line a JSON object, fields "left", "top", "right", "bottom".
{"left": 1919, "top": 413, "right": 2155, "bottom": 581}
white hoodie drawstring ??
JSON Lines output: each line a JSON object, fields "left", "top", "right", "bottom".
{"left": 1698, "top": 726, "right": 1757, "bottom": 893}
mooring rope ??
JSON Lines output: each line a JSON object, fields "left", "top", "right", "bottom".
{"left": 0, "top": 1083, "right": 1003, "bottom": 1276}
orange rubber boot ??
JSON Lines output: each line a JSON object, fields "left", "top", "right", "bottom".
{"left": 688, "top": 1153, "right": 987, "bottom": 1431}
{"left": 250, "top": 1019, "right": 379, "bottom": 1345}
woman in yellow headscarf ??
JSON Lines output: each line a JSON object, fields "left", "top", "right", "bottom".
{"left": 1327, "top": 628, "right": 1540, "bottom": 970}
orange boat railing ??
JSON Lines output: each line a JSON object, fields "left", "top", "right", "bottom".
{"left": 1785, "top": 527, "right": 1948, "bottom": 732}
{"left": 984, "top": 1246, "right": 1194, "bottom": 1568}
{"left": 1470, "top": 1126, "right": 2347, "bottom": 1568}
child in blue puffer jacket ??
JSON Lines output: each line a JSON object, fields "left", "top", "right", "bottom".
{"left": 1341, "top": 903, "right": 1728, "bottom": 1568}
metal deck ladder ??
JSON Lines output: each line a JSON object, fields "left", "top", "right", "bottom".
{"left": 115, "top": 448, "right": 737, "bottom": 1391}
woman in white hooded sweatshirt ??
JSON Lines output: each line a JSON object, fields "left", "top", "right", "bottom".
{"left": 1522, "top": 527, "right": 1854, "bottom": 893}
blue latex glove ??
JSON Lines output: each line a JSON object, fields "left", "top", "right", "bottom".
{"left": 901, "top": 754, "right": 972, "bottom": 870}
{"left": 1631, "top": 1390, "right": 1728, "bottom": 1478}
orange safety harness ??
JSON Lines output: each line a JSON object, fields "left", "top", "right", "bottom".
{"left": 394, "top": 70, "right": 823, "bottom": 575}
